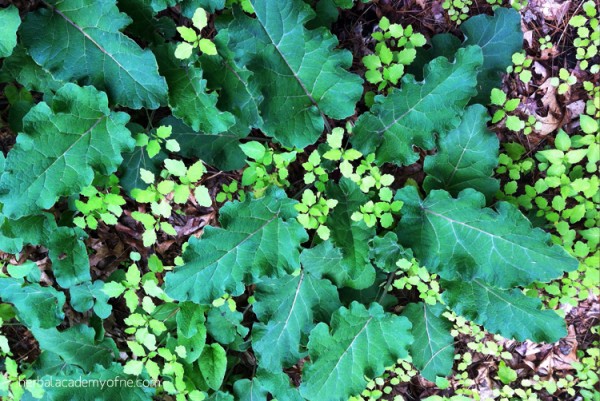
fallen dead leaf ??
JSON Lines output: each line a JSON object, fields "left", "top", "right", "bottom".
{"left": 531, "top": 0, "right": 572, "bottom": 23}
{"left": 533, "top": 61, "right": 548, "bottom": 80}
{"left": 566, "top": 100, "right": 585, "bottom": 122}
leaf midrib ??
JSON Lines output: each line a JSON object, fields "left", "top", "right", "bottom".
{"left": 310, "top": 315, "right": 374, "bottom": 396}
{"left": 421, "top": 305, "right": 454, "bottom": 372}
{"left": 422, "top": 207, "right": 552, "bottom": 265}
{"left": 377, "top": 56, "right": 469, "bottom": 135}
{"left": 252, "top": 4, "right": 325, "bottom": 120}
{"left": 42, "top": 0, "right": 141, "bottom": 90}
{"left": 27, "top": 115, "right": 107, "bottom": 199}
{"left": 191, "top": 212, "right": 282, "bottom": 296}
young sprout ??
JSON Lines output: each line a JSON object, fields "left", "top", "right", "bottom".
{"left": 550, "top": 68, "right": 577, "bottom": 95}
{"left": 175, "top": 8, "right": 218, "bottom": 59}
{"left": 508, "top": 52, "right": 533, "bottom": 83}
{"left": 442, "top": 0, "right": 474, "bottom": 24}
{"left": 363, "top": 17, "right": 426, "bottom": 96}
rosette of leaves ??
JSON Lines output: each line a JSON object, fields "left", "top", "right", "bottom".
{"left": 174, "top": 8, "right": 218, "bottom": 59}
{"left": 0, "top": 2, "right": 583, "bottom": 400}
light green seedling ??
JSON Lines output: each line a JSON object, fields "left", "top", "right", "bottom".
{"left": 74, "top": 174, "right": 126, "bottom": 229}
{"left": 550, "top": 68, "right": 577, "bottom": 95}
{"left": 442, "top": 0, "right": 473, "bottom": 24}
{"left": 175, "top": 8, "right": 218, "bottom": 59}
{"left": 136, "top": 125, "right": 180, "bottom": 158}
{"left": 240, "top": 141, "right": 297, "bottom": 196}
{"left": 507, "top": 52, "right": 533, "bottom": 83}
{"left": 569, "top": 1, "right": 599, "bottom": 72}
{"left": 295, "top": 189, "right": 338, "bottom": 240}
{"left": 132, "top": 159, "right": 211, "bottom": 246}
{"left": 490, "top": 88, "right": 540, "bottom": 134}
{"left": 363, "top": 17, "right": 426, "bottom": 95}
{"left": 539, "top": 34, "right": 553, "bottom": 51}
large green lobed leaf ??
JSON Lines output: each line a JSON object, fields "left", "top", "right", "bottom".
{"left": 351, "top": 46, "right": 483, "bottom": 166}
{"left": 300, "top": 302, "right": 412, "bottom": 401}
{"left": 20, "top": 0, "right": 168, "bottom": 109}
{"left": 0, "top": 84, "right": 134, "bottom": 218}
{"left": 0, "top": 213, "right": 56, "bottom": 255}
{"left": 154, "top": 44, "right": 236, "bottom": 134}
{"left": 0, "top": 278, "right": 65, "bottom": 329}
{"left": 300, "top": 240, "right": 375, "bottom": 290}
{"left": 461, "top": 8, "right": 523, "bottom": 104}
{"left": 320, "top": 179, "right": 376, "bottom": 288}
{"left": 0, "top": 5, "right": 21, "bottom": 58}
{"left": 443, "top": 280, "right": 568, "bottom": 342}
{"left": 402, "top": 302, "right": 454, "bottom": 381}
{"left": 0, "top": 213, "right": 90, "bottom": 288}
{"left": 219, "top": 0, "right": 363, "bottom": 148}
{"left": 165, "top": 188, "right": 308, "bottom": 304}
{"left": 201, "top": 34, "right": 263, "bottom": 134}
{"left": 252, "top": 271, "right": 340, "bottom": 371}
{"left": 234, "top": 370, "right": 302, "bottom": 401}
{"left": 395, "top": 187, "right": 578, "bottom": 288}
{"left": 0, "top": 46, "right": 65, "bottom": 94}
{"left": 409, "top": 8, "right": 522, "bottom": 104}
{"left": 423, "top": 104, "right": 500, "bottom": 201}
{"left": 31, "top": 325, "right": 118, "bottom": 371}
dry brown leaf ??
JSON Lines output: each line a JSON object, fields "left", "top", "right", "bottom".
{"left": 537, "top": 326, "right": 578, "bottom": 375}
{"left": 566, "top": 100, "right": 586, "bottom": 122}
{"left": 475, "top": 362, "right": 496, "bottom": 400}
{"left": 539, "top": 46, "right": 559, "bottom": 60}
{"left": 415, "top": 0, "right": 428, "bottom": 9}
{"left": 533, "top": 61, "right": 548, "bottom": 80}
{"left": 530, "top": 78, "right": 564, "bottom": 136}
{"left": 523, "top": 30, "right": 534, "bottom": 47}
{"left": 531, "top": 0, "right": 572, "bottom": 23}
{"left": 536, "top": 112, "right": 563, "bottom": 136}
{"left": 539, "top": 79, "right": 561, "bottom": 114}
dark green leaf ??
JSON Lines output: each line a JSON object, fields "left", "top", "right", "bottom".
{"left": 443, "top": 280, "right": 568, "bottom": 342}
{"left": 351, "top": 46, "right": 483, "bottom": 165}
{"left": 200, "top": 48, "right": 263, "bottom": 134}
{"left": 0, "top": 6, "right": 21, "bottom": 58}
{"left": 423, "top": 104, "right": 500, "bottom": 201}
{"left": 70, "top": 281, "right": 113, "bottom": 319}
{"left": 165, "top": 188, "right": 308, "bottom": 303}
{"left": 369, "top": 232, "right": 412, "bottom": 273}
{"left": 402, "top": 302, "right": 454, "bottom": 380}
{"left": 233, "top": 370, "right": 302, "bottom": 401}
{"left": 154, "top": 44, "right": 236, "bottom": 134}
{"left": 0, "top": 46, "right": 64, "bottom": 94}
{"left": 395, "top": 187, "right": 579, "bottom": 288}
{"left": 461, "top": 8, "right": 523, "bottom": 103}
{"left": 206, "top": 305, "right": 248, "bottom": 346}
{"left": 21, "top": 0, "right": 168, "bottom": 109}
{"left": 300, "top": 302, "right": 412, "bottom": 401}
{"left": 219, "top": 0, "right": 363, "bottom": 148}
{"left": 300, "top": 240, "right": 375, "bottom": 289}
{"left": 0, "top": 278, "right": 65, "bottom": 328}
{"left": 252, "top": 271, "right": 340, "bottom": 370}
{"left": 31, "top": 325, "right": 118, "bottom": 371}
{"left": 322, "top": 179, "right": 376, "bottom": 288}
{"left": 0, "top": 84, "right": 134, "bottom": 218}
